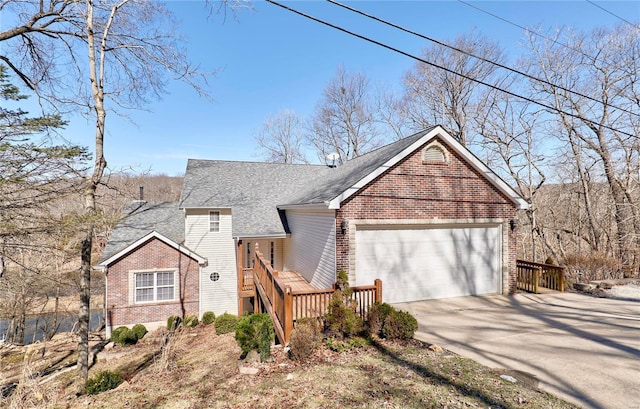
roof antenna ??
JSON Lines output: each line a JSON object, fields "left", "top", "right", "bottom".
{"left": 326, "top": 152, "right": 339, "bottom": 168}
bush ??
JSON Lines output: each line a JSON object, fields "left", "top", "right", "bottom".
{"left": 215, "top": 313, "right": 239, "bottom": 335}
{"left": 167, "top": 315, "right": 182, "bottom": 331}
{"left": 202, "top": 311, "right": 216, "bottom": 326}
{"left": 86, "top": 370, "right": 122, "bottom": 395}
{"left": 131, "top": 324, "right": 147, "bottom": 340}
{"left": 324, "top": 289, "right": 363, "bottom": 338}
{"left": 289, "top": 318, "right": 322, "bottom": 361}
{"left": 110, "top": 326, "right": 128, "bottom": 344}
{"left": 183, "top": 314, "right": 199, "bottom": 328}
{"left": 235, "top": 313, "right": 275, "bottom": 362}
{"left": 381, "top": 309, "right": 418, "bottom": 340}
{"left": 365, "top": 302, "right": 394, "bottom": 337}
{"left": 117, "top": 328, "right": 139, "bottom": 346}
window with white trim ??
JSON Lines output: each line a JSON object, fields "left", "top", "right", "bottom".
{"left": 135, "top": 270, "right": 175, "bottom": 303}
{"left": 209, "top": 211, "right": 220, "bottom": 232}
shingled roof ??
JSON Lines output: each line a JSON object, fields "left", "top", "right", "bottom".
{"left": 178, "top": 128, "right": 439, "bottom": 237}
{"left": 99, "top": 201, "right": 184, "bottom": 263}
{"left": 285, "top": 128, "right": 435, "bottom": 206}
{"left": 179, "top": 160, "right": 333, "bottom": 237}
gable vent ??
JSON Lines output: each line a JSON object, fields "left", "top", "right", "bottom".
{"left": 422, "top": 145, "right": 447, "bottom": 163}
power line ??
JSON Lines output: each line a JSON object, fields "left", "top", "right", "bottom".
{"left": 457, "top": 0, "right": 600, "bottom": 64}
{"left": 586, "top": 0, "right": 638, "bottom": 28}
{"left": 265, "top": 0, "right": 637, "bottom": 139}
{"left": 327, "top": 0, "right": 639, "bottom": 118}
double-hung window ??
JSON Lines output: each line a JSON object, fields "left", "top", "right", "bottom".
{"left": 135, "top": 270, "right": 175, "bottom": 303}
{"left": 209, "top": 211, "right": 220, "bottom": 232}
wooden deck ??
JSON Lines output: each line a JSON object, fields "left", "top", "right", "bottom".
{"left": 276, "top": 270, "right": 316, "bottom": 292}
{"left": 249, "top": 243, "right": 381, "bottom": 344}
{"left": 516, "top": 259, "right": 565, "bottom": 293}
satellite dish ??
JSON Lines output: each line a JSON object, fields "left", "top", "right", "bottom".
{"left": 326, "top": 152, "right": 339, "bottom": 168}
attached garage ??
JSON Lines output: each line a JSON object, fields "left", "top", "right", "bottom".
{"left": 354, "top": 224, "right": 502, "bottom": 304}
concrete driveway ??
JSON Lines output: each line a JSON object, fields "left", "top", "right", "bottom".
{"left": 394, "top": 292, "right": 640, "bottom": 409}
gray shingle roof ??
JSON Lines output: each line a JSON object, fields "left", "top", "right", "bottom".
{"left": 179, "top": 160, "right": 333, "bottom": 237}
{"left": 287, "top": 128, "right": 435, "bottom": 205}
{"left": 99, "top": 201, "right": 184, "bottom": 263}
{"left": 178, "top": 128, "right": 436, "bottom": 237}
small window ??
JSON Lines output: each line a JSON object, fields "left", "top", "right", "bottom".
{"left": 135, "top": 271, "right": 175, "bottom": 303}
{"left": 422, "top": 145, "right": 447, "bottom": 163}
{"left": 270, "top": 241, "right": 275, "bottom": 267}
{"left": 209, "top": 211, "right": 220, "bottom": 232}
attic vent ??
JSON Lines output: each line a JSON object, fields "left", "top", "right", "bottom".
{"left": 422, "top": 144, "right": 447, "bottom": 164}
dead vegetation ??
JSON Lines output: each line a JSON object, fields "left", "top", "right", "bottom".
{"left": 1, "top": 325, "right": 578, "bottom": 409}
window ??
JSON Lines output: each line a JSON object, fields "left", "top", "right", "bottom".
{"left": 270, "top": 241, "right": 275, "bottom": 267}
{"left": 135, "top": 271, "right": 175, "bottom": 303}
{"left": 209, "top": 211, "right": 220, "bottom": 232}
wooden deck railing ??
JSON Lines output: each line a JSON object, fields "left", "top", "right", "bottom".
{"left": 241, "top": 268, "right": 254, "bottom": 293}
{"left": 516, "top": 259, "right": 565, "bottom": 293}
{"left": 252, "top": 244, "right": 382, "bottom": 344}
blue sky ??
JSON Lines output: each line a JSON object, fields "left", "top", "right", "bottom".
{"left": 55, "top": 1, "right": 640, "bottom": 175}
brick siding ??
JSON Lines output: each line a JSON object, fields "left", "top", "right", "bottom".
{"left": 336, "top": 137, "right": 518, "bottom": 294}
{"left": 106, "top": 237, "right": 200, "bottom": 328}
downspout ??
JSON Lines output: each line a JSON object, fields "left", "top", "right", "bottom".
{"left": 103, "top": 267, "right": 110, "bottom": 339}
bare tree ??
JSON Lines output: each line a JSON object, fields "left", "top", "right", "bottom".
{"left": 523, "top": 23, "right": 640, "bottom": 275}
{"left": 1, "top": 0, "right": 241, "bottom": 383}
{"left": 308, "top": 66, "right": 383, "bottom": 165}
{"left": 403, "top": 30, "right": 505, "bottom": 146}
{"left": 255, "top": 109, "right": 307, "bottom": 163}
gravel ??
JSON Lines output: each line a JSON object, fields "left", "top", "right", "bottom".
{"left": 603, "top": 284, "right": 640, "bottom": 301}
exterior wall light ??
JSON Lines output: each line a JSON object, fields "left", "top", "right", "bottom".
{"left": 341, "top": 219, "right": 348, "bottom": 234}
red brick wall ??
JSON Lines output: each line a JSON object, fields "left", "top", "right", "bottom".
{"left": 106, "top": 237, "right": 200, "bottom": 329}
{"left": 336, "top": 137, "right": 518, "bottom": 294}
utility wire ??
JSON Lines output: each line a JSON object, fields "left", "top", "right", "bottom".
{"left": 328, "top": 0, "right": 639, "bottom": 118}
{"left": 457, "top": 0, "right": 600, "bottom": 65}
{"left": 265, "top": 0, "right": 636, "bottom": 139}
{"left": 586, "top": 0, "right": 638, "bottom": 28}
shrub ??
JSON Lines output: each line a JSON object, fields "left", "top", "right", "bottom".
{"left": 202, "top": 311, "right": 216, "bottom": 326}
{"left": 324, "top": 289, "right": 363, "bottom": 338}
{"left": 110, "top": 326, "right": 128, "bottom": 344}
{"left": 381, "top": 309, "right": 418, "bottom": 340}
{"left": 117, "top": 328, "right": 139, "bottom": 346}
{"left": 365, "top": 302, "right": 394, "bottom": 337}
{"left": 215, "top": 313, "right": 239, "bottom": 335}
{"left": 183, "top": 314, "right": 199, "bottom": 328}
{"left": 131, "top": 324, "right": 147, "bottom": 340}
{"left": 235, "top": 313, "right": 275, "bottom": 362}
{"left": 289, "top": 318, "right": 322, "bottom": 361}
{"left": 167, "top": 315, "right": 182, "bottom": 331}
{"left": 86, "top": 370, "right": 122, "bottom": 395}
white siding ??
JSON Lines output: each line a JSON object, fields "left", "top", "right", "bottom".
{"left": 184, "top": 208, "right": 237, "bottom": 316}
{"left": 284, "top": 209, "right": 336, "bottom": 289}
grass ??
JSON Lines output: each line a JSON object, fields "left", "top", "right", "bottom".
{"left": 0, "top": 326, "right": 579, "bottom": 409}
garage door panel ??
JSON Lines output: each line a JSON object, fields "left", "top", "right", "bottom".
{"left": 355, "top": 226, "right": 500, "bottom": 303}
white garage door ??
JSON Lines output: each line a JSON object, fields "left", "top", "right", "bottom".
{"left": 355, "top": 225, "right": 501, "bottom": 303}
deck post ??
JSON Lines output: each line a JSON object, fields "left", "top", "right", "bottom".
{"left": 283, "top": 286, "right": 293, "bottom": 344}
{"left": 236, "top": 240, "right": 244, "bottom": 315}
{"left": 534, "top": 268, "right": 540, "bottom": 294}
{"left": 374, "top": 279, "right": 382, "bottom": 303}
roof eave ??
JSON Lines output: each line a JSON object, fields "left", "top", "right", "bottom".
{"left": 96, "top": 231, "right": 207, "bottom": 268}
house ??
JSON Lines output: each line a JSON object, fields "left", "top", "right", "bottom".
{"left": 96, "top": 126, "right": 528, "bottom": 337}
